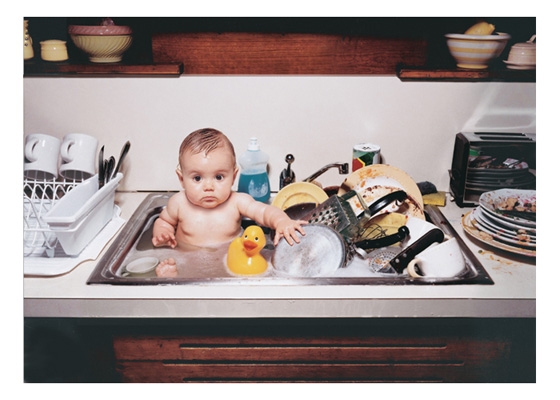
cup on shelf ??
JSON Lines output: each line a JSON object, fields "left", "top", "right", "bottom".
{"left": 24, "top": 133, "right": 61, "bottom": 180}
{"left": 407, "top": 237, "right": 466, "bottom": 278}
{"left": 59, "top": 133, "right": 99, "bottom": 180}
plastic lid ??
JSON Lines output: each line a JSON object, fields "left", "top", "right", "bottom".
{"left": 248, "top": 137, "right": 260, "bottom": 151}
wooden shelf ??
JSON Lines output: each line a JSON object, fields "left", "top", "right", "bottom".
{"left": 397, "top": 66, "right": 536, "bottom": 82}
{"left": 24, "top": 61, "right": 183, "bottom": 77}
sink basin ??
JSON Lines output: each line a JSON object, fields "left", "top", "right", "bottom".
{"left": 87, "top": 193, "right": 493, "bottom": 286}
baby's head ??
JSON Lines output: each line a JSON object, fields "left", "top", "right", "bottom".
{"left": 176, "top": 128, "right": 239, "bottom": 209}
{"left": 178, "top": 128, "right": 236, "bottom": 172}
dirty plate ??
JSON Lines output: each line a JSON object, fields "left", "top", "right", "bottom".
{"left": 478, "top": 189, "right": 536, "bottom": 227}
{"left": 462, "top": 211, "right": 536, "bottom": 257}
{"left": 338, "top": 164, "right": 424, "bottom": 219}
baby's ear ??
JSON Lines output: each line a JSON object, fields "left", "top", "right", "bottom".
{"left": 175, "top": 167, "right": 183, "bottom": 183}
{"left": 233, "top": 165, "right": 239, "bottom": 179}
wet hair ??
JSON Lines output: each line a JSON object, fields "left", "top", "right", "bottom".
{"left": 178, "top": 128, "right": 236, "bottom": 168}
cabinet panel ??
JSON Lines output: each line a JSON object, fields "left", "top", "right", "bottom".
{"left": 114, "top": 334, "right": 511, "bottom": 382}
{"left": 152, "top": 32, "right": 428, "bottom": 75}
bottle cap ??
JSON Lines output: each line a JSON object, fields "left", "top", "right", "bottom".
{"left": 248, "top": 137, "right": 260, "bottom": 151}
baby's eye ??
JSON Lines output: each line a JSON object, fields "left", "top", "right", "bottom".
{"left": 215, "top": 174, "right": 224, "bottom": 181}
{"left": 193, "top": 176, "right": 202, "bottom": 182}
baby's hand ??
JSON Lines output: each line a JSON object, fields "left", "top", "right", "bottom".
{"left": 273, "top": 219, "right": 307, "bottom": 246}
{"left": 152, "top": 232, "right": 177, "bottom": 248}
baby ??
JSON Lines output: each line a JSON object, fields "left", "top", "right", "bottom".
{"left": 152, "top": 128, "right": 306, "bottom": 277}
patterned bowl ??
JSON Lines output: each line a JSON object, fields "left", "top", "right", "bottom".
{"left": 68, "top": 25, "right": 132, "bottom": 63}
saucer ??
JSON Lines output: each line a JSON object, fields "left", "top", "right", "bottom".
{"left": 503, "top": 60, "right": 536, "bottom": 70}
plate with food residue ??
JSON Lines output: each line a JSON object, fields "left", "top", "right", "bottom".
{"left": 462, "top": 211, "right": 536, "bottom": 257}
{"left": 478, "top": 189, "right": 536, "bottom": 228}
{"left": 338, "top": 164, "right": 424, "bottom": 220}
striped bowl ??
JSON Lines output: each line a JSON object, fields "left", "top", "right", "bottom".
{"left": 445, "top": 33, "right": 511, "bottom": 69}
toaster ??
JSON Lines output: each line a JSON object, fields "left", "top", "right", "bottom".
{"left": 449, "top": 132, "right": 536, "bottom": 207}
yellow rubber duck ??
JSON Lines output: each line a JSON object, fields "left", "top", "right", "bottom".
{"left": 227, "top": 225, "right": 268, "bottom": 275}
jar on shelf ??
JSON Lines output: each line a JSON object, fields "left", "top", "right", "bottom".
{"left": 24, "top": 19, "right": 34, "bottom": 60}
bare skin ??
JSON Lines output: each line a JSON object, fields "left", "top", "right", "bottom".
{"left": 152, "top": 143, "right": 306, "bottom": 277}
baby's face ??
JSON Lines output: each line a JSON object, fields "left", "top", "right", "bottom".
{"left": 178, "top": 146, "right": 237, "bottom": 209}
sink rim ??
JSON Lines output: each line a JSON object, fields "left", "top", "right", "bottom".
{"left": 87, "top": 193, "right": 493, "bottom": 286}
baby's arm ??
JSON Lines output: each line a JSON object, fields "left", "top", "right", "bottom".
{"left": 237, "top": 193, "right": 306, "bottom": 246}
{"left": 152, "top": 197, "right": 179, "bottom": 248}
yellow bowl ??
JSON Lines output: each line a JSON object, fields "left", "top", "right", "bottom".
{"left": 69, "top": 25, "right": 133, "bottom": 63}
{"left": 445, "top": 33, "right": 510, "bottom": 69}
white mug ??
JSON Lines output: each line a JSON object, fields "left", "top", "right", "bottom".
{"left": 407, "top": 237, "right": 466, "bottom": 278}
{"left": 24, "top": 134, "right": 61, "bottom": 180}
{"left": 59, "top": 133, "right": 98, "bottom": 180}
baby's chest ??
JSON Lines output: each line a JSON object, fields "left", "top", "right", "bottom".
{"left": 181, "top": 208, "right": 240, "bottom": 230}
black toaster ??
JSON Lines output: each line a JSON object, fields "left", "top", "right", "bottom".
{"left": 449, "top": 132, "right": 536, "bottom": 207}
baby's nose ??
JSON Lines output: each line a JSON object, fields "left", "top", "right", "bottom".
{"left": 203, "top": 179, "right": 214, "bottom": 190}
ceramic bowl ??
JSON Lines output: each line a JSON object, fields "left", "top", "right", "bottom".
{"left": 68, "top": 25, "right": 133, "bottom": 63}
{"left": 445, "top": 33, "right": 511, "bottom": 69}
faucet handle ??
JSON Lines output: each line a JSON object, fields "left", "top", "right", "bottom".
{"left": 279, "top": 154, "right": 296, "bottom": 189}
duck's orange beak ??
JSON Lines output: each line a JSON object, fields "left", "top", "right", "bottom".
{"left": 243, "top": 239, "right": 258, "bottom": 252}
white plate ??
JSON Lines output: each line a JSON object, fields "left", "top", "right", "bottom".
{"left": 125, "top": 257, "right": 159, "bottom": 275}
{"left": 474, "top": 207, "right": 536, "bottom": 241}
{"left": 479, "top": 206, "right": 536, "bottom": 235}
{"left": 462, "top": 211, "right": 536, "bottom": 258}
{"left": 479, "top": 189, "right": 536, "bottom": 228}
{"left": 472, "top": 209, "right": 535, "bottom": 248}
{"left": 503, "top": 60, "right": 536, "bottom": 70}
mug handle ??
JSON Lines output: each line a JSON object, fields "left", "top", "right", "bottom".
{"left": 60, "top": 139, "right": 75, "bottom": 162}
{"left": 24, "top": 139, "right": 39, "bottom": 162}
{"left": 407, "top": 259, "right": 424, "bottom": 278}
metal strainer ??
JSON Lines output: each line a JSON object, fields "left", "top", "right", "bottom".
{"left": 367, "top": 228, "right": 445, "bottom": 274}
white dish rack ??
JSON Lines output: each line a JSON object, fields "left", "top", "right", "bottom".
{"left": 23, "top": 173, "right": 122, "bottom": 258}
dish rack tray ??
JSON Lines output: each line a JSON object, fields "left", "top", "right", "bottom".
{"left": 23, "top": 178, "right": 81, "bottom": 258}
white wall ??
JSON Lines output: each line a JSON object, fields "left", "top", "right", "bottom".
{"left": 23, "top": 76, "right": 536, "bottom": 193}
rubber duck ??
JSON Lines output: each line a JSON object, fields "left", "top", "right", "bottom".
{"left": 227, "top": 225, "right": 268, "bottom": 275}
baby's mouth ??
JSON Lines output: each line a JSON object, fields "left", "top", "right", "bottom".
{"left": 201, "top": 196, "right": 217, "bottom": 203}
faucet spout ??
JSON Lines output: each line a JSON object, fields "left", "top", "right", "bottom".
{"left": 303, "top": 162, "right": 349, "bottom": 183}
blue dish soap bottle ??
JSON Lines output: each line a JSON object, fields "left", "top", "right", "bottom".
{"left": 237, "top": 137, "right": 270, "bottom": 203}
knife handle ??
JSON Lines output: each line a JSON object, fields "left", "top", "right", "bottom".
{"left": 389, "top": 228, "right": 445, "bottom": 273}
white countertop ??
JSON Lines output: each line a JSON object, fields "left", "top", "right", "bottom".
{"left": 23, "top": 192, "right": 536, "bottom": 319}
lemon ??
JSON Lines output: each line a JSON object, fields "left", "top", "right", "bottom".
{"left": 464, "top": 22, "right": 495, "bottom": 35}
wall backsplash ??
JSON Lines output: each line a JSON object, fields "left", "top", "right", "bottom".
{"left": 23, "top": 76, "right": 536, "bottom": 193}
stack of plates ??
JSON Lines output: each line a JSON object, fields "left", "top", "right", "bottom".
{"left": 466, "top": 157, "right": 536, "bottom": 194}
{"left": 461, "top": 189, "right": 536, "bottom": 257}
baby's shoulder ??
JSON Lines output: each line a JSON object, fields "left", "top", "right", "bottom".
{"left": 230, "top": 191, "right": 254, "bottom": 206}
{"left": 166, "top": 191, "right": 187, "bottom": 207}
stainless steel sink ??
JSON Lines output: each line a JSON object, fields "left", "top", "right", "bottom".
{"left": 87, "top": 193, "right": 493, "bottom": 286}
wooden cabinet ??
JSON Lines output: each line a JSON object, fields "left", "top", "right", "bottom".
{"left": 111, "top": 318, "right": 534, "bottom": 383}
{"left": 23, "top": 317, "right": 535, "bottom": 383}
